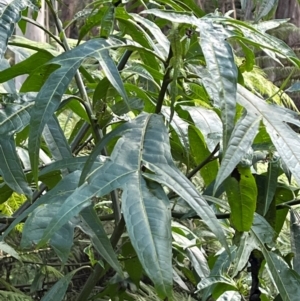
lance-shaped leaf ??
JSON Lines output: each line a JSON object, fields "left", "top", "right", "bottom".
{"left": 43, "top": 115, "right": 73, "bottom": 161}
{"left": 251, "top": 214, "right": 300, "bottom": 301}
{"left": 77, "top": 206, "right": 123, "bottom": 276}
{"left": 225, "top": 166, "right": 257, "bottom": 232}
{"left": 21, "top": 202, "right": 74, "bottom": 264}
{"left": 161, "top": 107, "right": 190, "bottom": 162}
{"left": 141, "top": 116, "right": 229, "bottom": 252}
{"left": 266, "top": 252, "right": 300, "bottom": 301}
{"left": 0, "top": 0, "right": 36, "bottom": 59}
{"left": 122, "top": 178, "right": 172, "bottom": 297}
{"left": 237, "top": 85, "right": 300, "bottom": 186}
{"left": 255, "top": 0, "right": 279, "bottom": 22}
{"left": 40, "top": 267, "right": 89, "bottom": 301}
{"left": 0, "top": 93, "right": 35, "bottom": 136}
{"left": 181, "top": 105, "right": 222, "bottom": 152}
{"left": 290, "top": 210, "right": 300, "bottom": 275}
{"left": 3, "top": 171, "right": 81, "bottom": 239}
{"left": 28, "top": 37, "right": 124, "bottom": 183}
{"left": 37, "top": 114, "right": 173, "bottom": 297}
{"left": 0, "top": 136, "right": 32, "bottom": 197}
{"left": 199, "top": 21, "right": 238, "bottom": 150}
{"left": 214, "top": 113, "right": 260, "bottom": 193}
{"left": 0, "top": 241, "right": 20, "bottom": 261}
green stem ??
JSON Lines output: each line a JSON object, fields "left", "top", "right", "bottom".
{"left": 21, "top": 16, "right": 64, "bottom": 47}
{"left": 186, "top": 143, "right": 220, "bottom": 179}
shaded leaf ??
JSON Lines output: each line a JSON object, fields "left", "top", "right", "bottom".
{"left": 0, "top": 136, "right": 31, "bottom": 197}
{"left": 40, "top": 267, "right": 89, "bottom": 301}
{"left": 237, "top": 85, "right": 300, "bottom": 186}
{"left": 0, "top": 0, "right": 36, "bottom": 59}
{"left": 225, "top": 166, "right": 257, "bottom": 232}
{"left": 78, "top": 206, "right": 123, "bottom": 276}
{"left": 214, "top": 113, "right": 260, "bottom": 193}
{"left": 290, "top": 210, "right": 300, "bottom": 274}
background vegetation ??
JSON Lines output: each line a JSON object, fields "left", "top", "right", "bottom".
{"left": 1, "top": 0, "right": 300, "bottom": 300}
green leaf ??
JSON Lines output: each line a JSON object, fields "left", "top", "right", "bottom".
{"left": 197, "top": 276, "right": 237, "bottom": 292}
{"left": 255, "top": 0, "right": 279, "bottom": 22}
{"left": 263, "top": 160, "right": 280, "bottom": 216}
{"left": 2, "top": 171, "right": 81, "bottom": 239}
{"left": 216, "top": 291, "right": 241, "bottom": 301}
{"left": 0, "top": 241, "right": 20, "bottom": 261}
{"left": 122, "top": 178, "right": 173, "bottom": 297}
{"left": 290, "top": 210, "right": 300, "bottom": 274}
{"left": 40, "top": 267, "right": 89, "bottom": 301}
{"left": 0, "top": 51, "right": 53, "bottom": 82}
{"left": 162, "top": 107, "right": 190, "bottom": 164}
{"left": 0, "top": 136, "right": 32, "bottom": 198}
{"left": 0, "top": 0, "right": 35, "bottom": 59}
{"left": 214, "top": 113, "right": 260, "bottom": 193}
{"left": 200, "top": 21, "right": 238, "bottom": 150}
{"left": 237, "top": 85, "right": 300, "bottom": 186}
{"left": 0, "top": 59, "right": 16, "bottom": 93}
{"left": 38, "top": 114, "right": 173, "bottom": 298}
{"left": 225, "top": 166, "right": 257, "bottom": 232}
{"left": 79, "top": 206, "right": 123, "bottom": 276}
{"left": 172, "top": 231, "right": 210, "bottom": 278}
{"left": 181, "top": 105, "right": 222, "bottom": 152}
{"left": 249, "top": 214, "right": 292, "bottom": 299}
{"left": 97, "top": 49, "right": 130, "bottom": 109}
{"left": 100, "top": 5, "right": 115, "bottom": 38}
{"left": 131, "top": 13, "right": 169, "bottom": 59}
{"left": 188, "top": 126, "right": 218, "bottom": 186}
{"left": 0, "top": 93, "right": 35, "bottom": 136}
{"left": 265, "top": 251, "right": 300, "bottom": 301}
{"left": 28, "top": 37, "right": 123, "bottom": 183}
{"left": 21, "top": 202, "right": 74, "bottom": 263}
{"left": 42, "top": 115, "right": 73, "bottom": 163}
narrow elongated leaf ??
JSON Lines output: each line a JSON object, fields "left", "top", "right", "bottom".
{"left": 172, "top": 232, "right": 209, "bottom": 278}
{"left": 225, "top": 167, "right": 257, "bottom": 232}
{"left": 237, "top": 85, "right": 300, "bottom": 185}
{"left": 131, "top": 13, "right": 169, "bottom": 59}
{"left": 290, "top": 210, "right": 300, "bottom": 274}
{"left": 265, "top": 251, "right": 300, "bottom": 301}
{"left": 214, "top": 113, "right": 260, "bottom": 193}
{"left": 122, "top": 178, "right": 173, "bottom": 297}
{"left": 216, "top": 291, "right": 241, "bottom": 301}
{"left": 2, "top": 171, "right": 81, "bottom": 239}
{"left": 79, "top": 206, "right": 123, "bottom": 276}
{"left": 162, "top": 107, "right": 189, "bottom": 160}
{"left": 255, "top": 0, "right": 278, "bottom": 22}
{"left": 43, "top": 115, "right": 72, "bottom": 162}
{"left": 262, "top": 160, "right": 280, "bottom": 215}
{"left": 0, "top": 136, "right": 31, "bottom": 197}
{"left": 21, "top": 202, "right": 74, "bottom": 263}
{"left": 0, "top": 58, "right": 16, "bottom": 93}
{"left": 182, "top": 105, "right": 222, "bottom": 152}
{"left": 40, "top": 267, "right": 88, "bottom": 301}
{"left": 141, "top": 117, "right": 229, "bottom": 252}
{"left": 38, "top": 113, "right": 173, "bottom": 297}
{"left": 0, "top": 51, "right": 53, "bottom": 82}
{"left": 249, "top": 215, "right": 300, "bottom": 300}
{"left": 97, "top": 49, "right": 130, "bottom": 109}
{"left": 0, "top": 0, "right": 36, "bottom": 59}
{"left": 28, "top": 37, "right": 123, "bottom": 182}
{"left": 0, "top": 94, "right": 35, "bottom": 136}
{"left": 200, "top": 21, "right": 238, "bottom": 150}
{"left": 188, "top": 126, "right": 218, "bottom": 186}
{"left": 0, "top": 241, "right": 20, "bottom": 261}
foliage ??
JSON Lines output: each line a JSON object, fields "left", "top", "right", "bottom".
{"left": 0, "top": 0, "right": 300, "bottom": 300}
